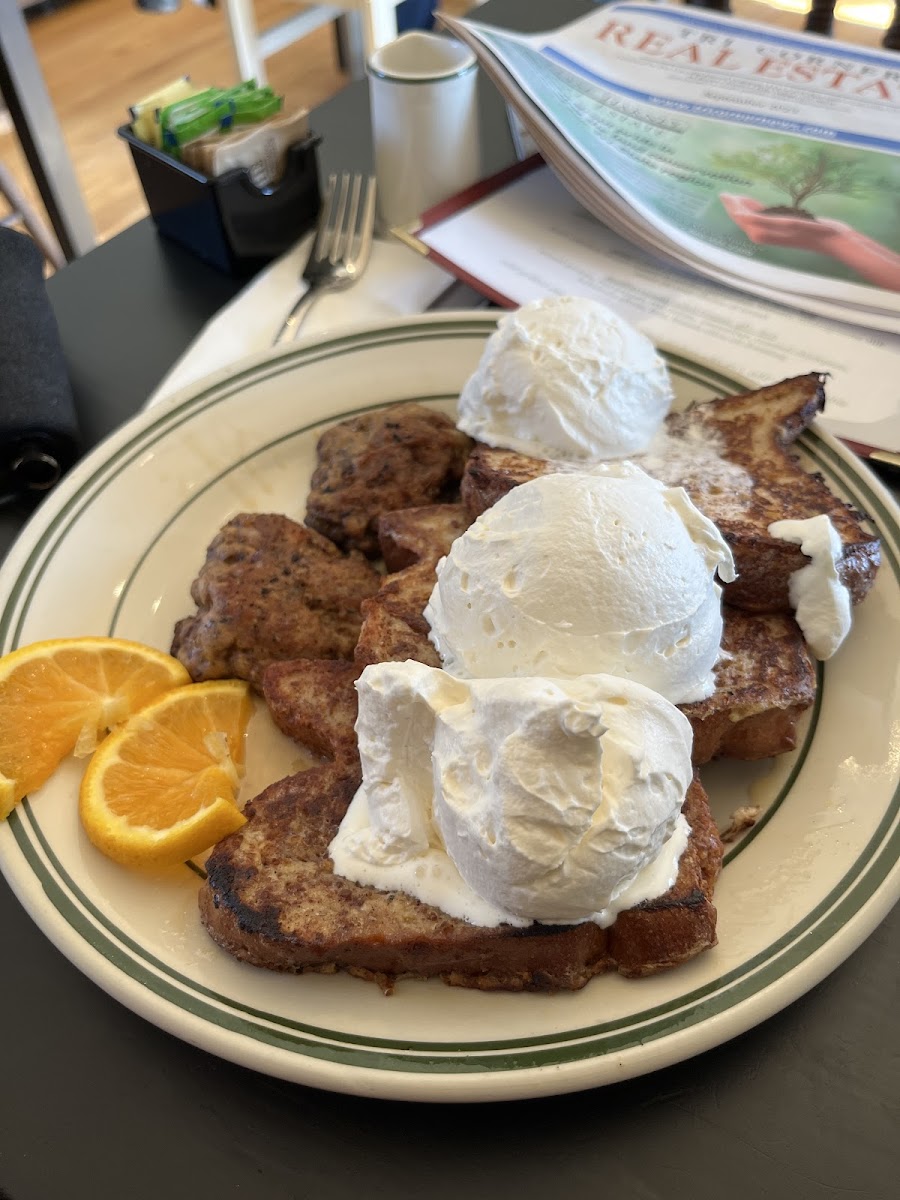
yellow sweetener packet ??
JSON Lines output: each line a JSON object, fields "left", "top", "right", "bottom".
{"left": 130, "top": 77, "right": 203, "bottom": 149}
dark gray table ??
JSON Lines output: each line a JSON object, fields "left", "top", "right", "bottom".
{"left": 1, "top": 3, "right": 897, "bottom": 1197}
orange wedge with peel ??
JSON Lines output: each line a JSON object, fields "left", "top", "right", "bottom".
{"left": 0, "top": 637, "right": 191, "bottom": 820}
{"left": 79, "top": 679, "right": 252, "bottom": 868}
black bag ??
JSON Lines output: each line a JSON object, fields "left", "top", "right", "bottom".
{"left": 0, "top": 228, "right": 81, "bottom": 507}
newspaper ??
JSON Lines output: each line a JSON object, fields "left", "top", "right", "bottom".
{"left": 441, "top": 3, "right": 900, "bottom": 334}
{"left": 413, "top": 163, "right": 899, "bottom": 456}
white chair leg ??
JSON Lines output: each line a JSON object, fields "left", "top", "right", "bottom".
{"left": 222, "top": 0, "right": 267, "bottom": 84}
{"left": 335, "top": 12, "right": 367, "bottom": 79}
{"left": 220, "top": 0, "right": 402, "bottom": 87}
{"left": 358, "top": 0, "right": 399, "bottom": 53}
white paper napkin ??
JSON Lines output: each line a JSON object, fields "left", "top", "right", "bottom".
{"left": 146, "top": 235, "right": 454, "bottom": 408}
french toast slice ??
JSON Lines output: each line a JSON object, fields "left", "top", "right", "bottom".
{"left": 199, "top": 660, "right": 723, "bottom": 991}
{"left": 377, "top": 503, "right": 470, "bottom": 573}
{"left": 355, "top": 561, "right": 443, "bottom": 670}
{"left": 683, "top": 611, "right": 816, "bottom": 765}
{"left": 171, "top": 513, "right": 381, "bottom": 690}
{"left": 354, "top": 503, "right": 468, "bottom": 671}
{"left": 304, "top": 404, "right": 473, "bottom": 557}
{"left": 460, "top": 374, "right": 880, "bottom": 613}
{"left": 354, "top": 505, "right": 816, "bottom": 764}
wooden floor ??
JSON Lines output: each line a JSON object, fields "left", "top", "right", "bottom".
{"left": 0, "top": 0, "right": 889, "bottom": 257}
{"left": 1, "top": 0, "right": 469, "bottom": 252}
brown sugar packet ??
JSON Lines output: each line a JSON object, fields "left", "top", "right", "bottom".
{"left": 183, "top": 108, "right": 310, "bottom": 186}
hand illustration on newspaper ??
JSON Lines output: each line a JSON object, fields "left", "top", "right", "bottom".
{"left": 720, "top": 195, "right": 900, "bottom": 293}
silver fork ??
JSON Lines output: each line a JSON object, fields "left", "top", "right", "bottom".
{"left": 273, "top": 171, "right": 376, "bottom": 345}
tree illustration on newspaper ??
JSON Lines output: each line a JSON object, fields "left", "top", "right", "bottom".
{"left": 711, "top": 142, "right": 883, "bottom": 219}
{"left": 711, "top": 137, "right": 900, "bottom": 290}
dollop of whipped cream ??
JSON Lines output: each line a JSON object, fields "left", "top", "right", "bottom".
{"left": 328, "top": 662, "right": 694, "bottom": 927}
{"left": 768, "top": 515, "right": 852, "bottom": 658}
{"left": 424, "top": 464, "right": 736, "bottom": 705}
{"left": 456, "top": 297, "right": 673, "bottom": 460}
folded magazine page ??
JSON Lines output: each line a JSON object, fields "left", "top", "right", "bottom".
{"left": 441, "top": 3, "right": 900, "bottom": 331}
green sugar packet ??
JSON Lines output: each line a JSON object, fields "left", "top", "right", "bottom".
{"left": 160, "top": 82, "right": 283, "bottom": 159}
{"left": 160, "top": 89, "right": 232, "bottom": 157}
{"left": 231, "top": 86, "right": 282, "bottom": 125}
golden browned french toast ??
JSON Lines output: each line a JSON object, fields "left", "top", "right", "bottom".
{"left": 193, "top": 378, "right": 853, "bottom": 992}
{"left": 377, "top": 502, "right": 470, "bottom": 572}
{"left": 354, "top": 503, "right": 468, "bottom": 671}
{"left": 354, "top": 561, "right": 443, "bottom": 670}
{"left": 304, "top": 404, "right": 473, "bottom": 557}
{"left": 684, "top": 611, "right": 816, "bottom": 765}
{"left": 460, "top": 375, "right": 880, "bottom": 613}
{"left": 199, "top": 659, "right": 723, "bottom": 991}
{"left": 171, "top": 513, "right": 381, "bottom": 690}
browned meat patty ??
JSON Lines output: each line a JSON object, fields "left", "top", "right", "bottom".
{"left": 304, "top": 403, "right": 473, "bottom": 557}
{"left": 171, "top": 512, "right": 381, "bottom": 689}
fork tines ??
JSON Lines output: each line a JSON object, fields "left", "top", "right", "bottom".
{"left": 319, "top": 171, "right": 376, "bottom": 275}
{"left": 272, "top": 169, "right": 376, "bottom": 345}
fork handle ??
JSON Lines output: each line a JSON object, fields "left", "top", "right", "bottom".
{"left": 272, "top": 283, "right": 324, "bottom": 346}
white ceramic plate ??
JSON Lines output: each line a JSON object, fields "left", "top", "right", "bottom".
{"left": 1, "top": 314, "right": 898, "bottom": 1103}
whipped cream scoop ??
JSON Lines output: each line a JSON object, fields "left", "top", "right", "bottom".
{"left": 768, "top": 515, "right": 852, "bottom": 658}
{"left": 456, "top": 297, "right": 673, "bottom": 461}
{"left": 329, "top": 662, "right": 694, "bottom": 928}
{"left": 425, "top": 464, "right": 736, "bottom": 705}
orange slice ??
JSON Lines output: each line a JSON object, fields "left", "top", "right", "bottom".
{"left": 0, "top": 637, "right": 191, "bottom": 819}
{"left": 79, "top": 680, "right": 252, "bottom": 868}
